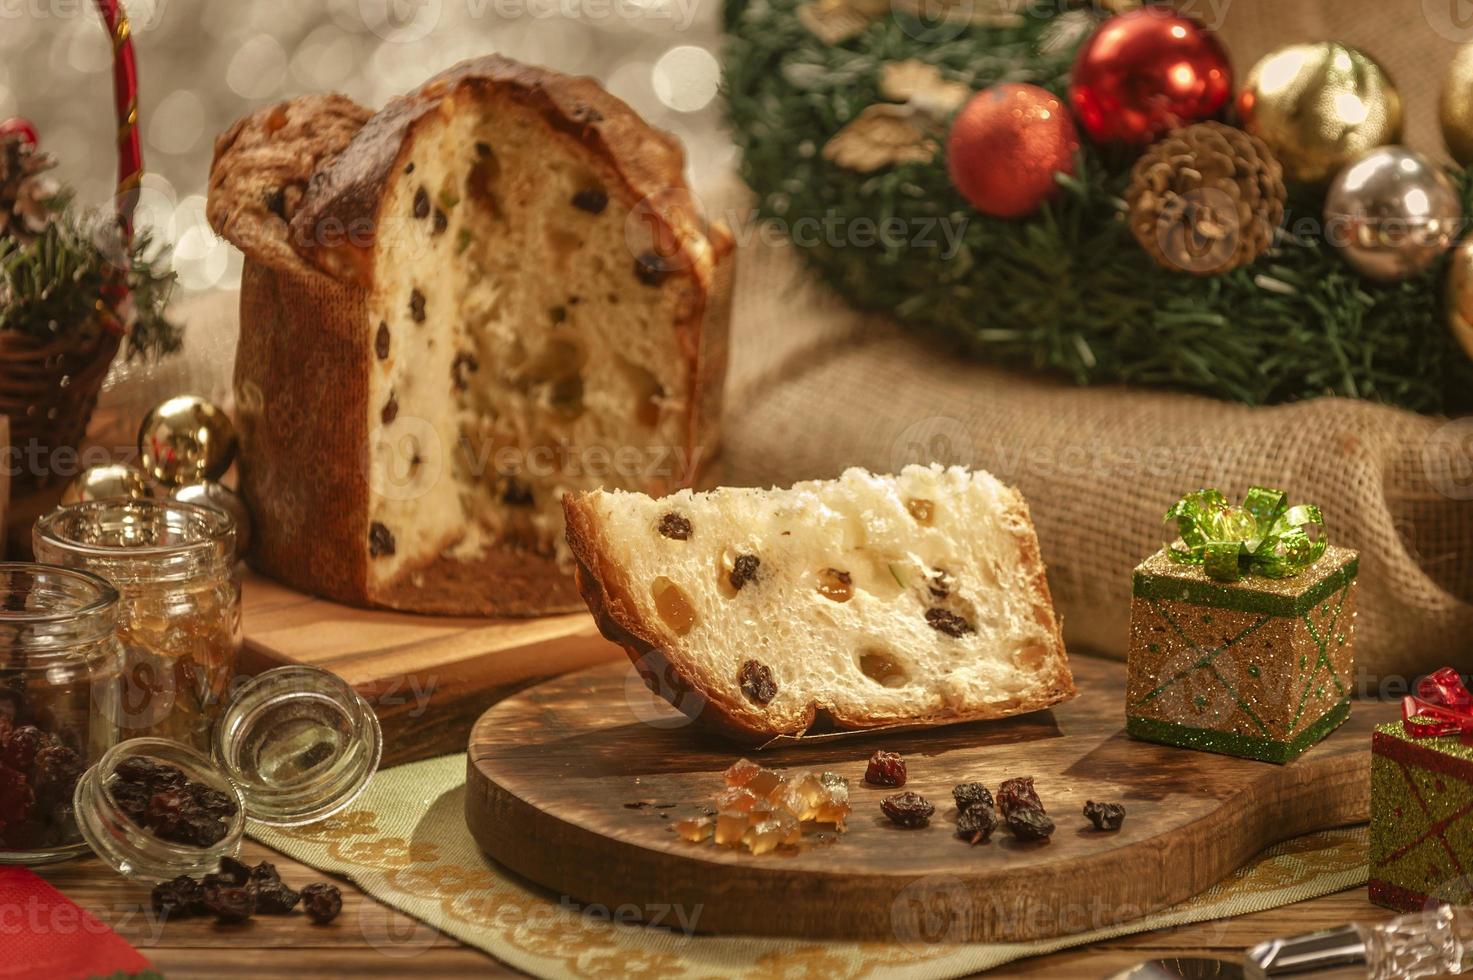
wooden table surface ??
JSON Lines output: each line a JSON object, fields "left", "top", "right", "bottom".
{"left": 34, "top": 838, "right": 1394, "bottom": 979}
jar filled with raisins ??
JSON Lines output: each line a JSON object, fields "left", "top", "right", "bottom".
{"left": 73, "top": 665, "right": 382, "bottom": 881}
{"left": 34, "top": 499, "right": 241, "bottom": 753}
{"left": 0, "top": 563, "right": 125, "bottom": 865}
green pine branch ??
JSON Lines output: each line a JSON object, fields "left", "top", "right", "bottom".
{"left": 723, "top": 0, "right": 1473, "bottom": 413}
{"left": 0, "top": 198, "right": 182, "bottom": 362}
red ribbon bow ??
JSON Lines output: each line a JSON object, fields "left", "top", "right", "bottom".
{"left": 1402, "top": 667, "right": 1473, "bottom": 743}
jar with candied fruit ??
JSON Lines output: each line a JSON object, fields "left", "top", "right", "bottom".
{"left": 0, "top": 563, "right": 125, "bottom": 864}
{"left": 34, "top": 500, "right": 241, "bottom": 753}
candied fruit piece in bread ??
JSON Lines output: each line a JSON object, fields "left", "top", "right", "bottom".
{"left": 564, "top": 464, "right": 1075, "bottom": 741}
{"left": 207, "top": 55, "right": 732, "bottom": 615}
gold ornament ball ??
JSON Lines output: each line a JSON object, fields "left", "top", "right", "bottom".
{"left": 1440, "top": 44, "right": 1473, "bottom": 167}
{"left": 1447, "top": 240, "right": 1473, "bottom": 363}
{"left": 1323, "top": 146, "right": 1462, "bottom": 283}
{"left": 1237, "top": 42, "right": 1402, "bottom": 185}
{"left": 170, "top": 481, "right": 251, "bottom": 558}
{"left": 137, "top": 395, "right": 238, "bottom": 487}
{"left": 61, "top": 464, "right": 151, "bottom": 505}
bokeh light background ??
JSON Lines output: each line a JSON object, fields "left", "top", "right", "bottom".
{"left": 3, "top": 0, "right": 729, "bottom": 426}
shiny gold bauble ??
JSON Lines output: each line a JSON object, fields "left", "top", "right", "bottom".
{"left": 170, "top": 481, "right": 251, "bottom": 558}
{"left": 1440, "top": 44, "right": 1473, "bottom": 167}
{"left": 1237, "top": 42, "right": 1402, "bottom": 185}
{"left": 137, "top": 395, "right": 238, "bottom": 487}
{"left": 1447, "top": 240, "right": 1473, "bottom": 363}
{"left": 61, "top": 464, "right": 151, "bottom": 505}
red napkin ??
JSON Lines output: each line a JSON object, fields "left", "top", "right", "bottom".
{"left": 0, "top": 867, "right": 154, "bottom": 980}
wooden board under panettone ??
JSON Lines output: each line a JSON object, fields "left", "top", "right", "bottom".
{"left": 240, "top": 570, "right": 620, "bottom": 765}
{"left": 466, "top": 655, "right": 1397, "bottom": 943}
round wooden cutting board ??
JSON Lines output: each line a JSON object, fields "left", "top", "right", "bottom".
{"left": 466, "top": 655, "right": 1393, "bottom": 942}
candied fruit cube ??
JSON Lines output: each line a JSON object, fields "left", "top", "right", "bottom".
{"left": 673, "top": 815, "right": 714, "bottom": 842}
{"left": 781, "top": 771, "right": 828, "bottom": 821}
{"left": 714, "top": 811, "right": 750, "bottom": 846}
{"left": 812, "top": 799, "right": 851, "bottom": 830}
{"left": 714, "top": 787, "right": 762, "bottom": 814}
{"left": 742, "top": 812, "right": 799, "bottom": 855}
{"left": 724, "top": 758, "right": 761, "bottom": 787}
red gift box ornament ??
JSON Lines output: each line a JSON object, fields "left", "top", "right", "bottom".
{"left": 1401, "top": 667, "right": 1473, "bottom": 742}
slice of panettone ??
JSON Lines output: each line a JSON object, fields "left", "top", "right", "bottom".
{"left": 565, "top": 465, "right": 1076, "bottom": 741}
{"left": 207, "top": 56, "right": 733, "bottom": 615}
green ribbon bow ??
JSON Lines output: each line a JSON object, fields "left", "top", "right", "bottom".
{"left": 1164, "top": 486, "right": 1327, "bottom": 582}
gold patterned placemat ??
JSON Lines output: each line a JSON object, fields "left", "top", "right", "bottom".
{"left": 250, "top": 755, "right": 1369, "bottom": 978}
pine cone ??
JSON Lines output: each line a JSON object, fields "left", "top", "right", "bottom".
{"left": 0, "top": 134, "right": 60, "bottom": 246}
{"left": 1127, "top": 121, "right": 1286, "bottom": 276}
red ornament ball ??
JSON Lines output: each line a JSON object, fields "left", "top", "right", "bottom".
{"left": 1068, "top": 7, "right": 1232, "bottom": 146}
{"left": 947, "top": 84, "right": 1079, "bottom": 219}
{"left": 0, "top": 117, "right": 37, "bottom": 147}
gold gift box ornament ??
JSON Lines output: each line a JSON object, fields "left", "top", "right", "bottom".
{"left": 1126, "top": 487, "right": 1358, "bottom": 764}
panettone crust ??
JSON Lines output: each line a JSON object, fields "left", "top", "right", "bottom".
{"left": 210, "top": 56, "right": 732, "bottom": 616}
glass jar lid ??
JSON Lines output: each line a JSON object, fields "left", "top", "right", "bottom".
{"left": 34, "top": 499, "right": 235, "bottom": 584}
{"left": 213, "top": 666, "right": 383, "bottom": 827}
{"left": 75, "top": 665, "right": 381, "bottom": 874}
{"left": 0, "top": 562, "right": 119, "bottom": 656}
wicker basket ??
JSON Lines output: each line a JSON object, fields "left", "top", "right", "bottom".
{"left": 1, "top": 1, "right": 139, "bottom": 494}
{"left": 0, "top": 324, "right": 122, "bottom": 491}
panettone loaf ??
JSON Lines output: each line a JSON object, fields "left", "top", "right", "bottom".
{"left": 208, "top": 57, "right": 733, "bottom": 615}
{"left": 564, "top": 465, "right": 1075, "bottom": 741}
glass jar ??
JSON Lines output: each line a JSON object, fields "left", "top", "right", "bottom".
{"left": 34, "top": 500, "right": 241, "bottom": 753}
{"left": 74, "top": 666, "right": 382, "bottom": 881}
{"left": 0, "top": 563, "right": 124, "bottom": 865}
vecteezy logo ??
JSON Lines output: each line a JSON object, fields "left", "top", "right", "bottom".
{"left": 889, "top": 415, "right": 975, "bottom": 473}
{"left": 890, "top": 874, "right": 971, "bottom": 951}
{"left": 1425, "top": 0, "right": 1473, "bottom": 41}
{"left": 359, "top": 0, "right": 443, "bottom": 42}
{"left": 623, "top": 649, "right": 706, "bottom": 729}
{"left": 1422, "top": 416, "right": 1473, "bottom": 500}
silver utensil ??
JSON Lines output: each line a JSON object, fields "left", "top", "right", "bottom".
{"left": 1108, "top": 905, "right": 1472, "bottom": 980}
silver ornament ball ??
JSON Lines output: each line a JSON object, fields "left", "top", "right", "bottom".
{"left": 1323, "top": 147, "right": 1462, "bottom": 283}
{"left": 170, "top": 481, "right": 252, "bottom": 558}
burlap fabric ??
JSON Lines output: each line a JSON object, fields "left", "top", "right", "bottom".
{"left": 715, "top": 1, "right": 1473, "bottom": 682}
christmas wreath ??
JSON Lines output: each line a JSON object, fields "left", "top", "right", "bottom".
{"left": 723, "top": 0, "right": 1473, "bottom": 413}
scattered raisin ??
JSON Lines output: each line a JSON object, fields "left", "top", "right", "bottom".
{"left": 202, "top": 883, "right": 256, "bottom": 923}
{"left": 927, "top": 569, "right": 952, "bottom": 599}
{"left": 634, "top": 252, "right": 671, "bottom": 287}
{"left": 550, "top": 305, "right": 567, "bottom": 325}
{"left": 451, "top": 350, "right": 479, "bottom": 390}
{"left": 369, "top": 522, "right": 395, "bottom": 557}
{"left": 381, "top": 391, "right": 398, "bottom": 425}
{"left": 572, "top": 188, "right": 609, "bottom": 214}
{"left": 881, "top": 791, "right": 934, "bottom": 828}
{"left": 1083, "top": 800, "right": 1126, "bottom": 832}
{"left": 409, "top": 289, "right": 426, "bottom": 323}
{"left": 432, "top": 209, "right": 448, "bottom": 235}
{"left": 956, "top": 803, "right": 998, "bottom": 844}
{"left": 952, "top": 782, "right": 994, "bottom": 811}
{"left": 925, "top": 608, "right": 974, "bottom": 637}
{"left": 657, "top": 513, "right": 692, "bottom": 540}
{"left": 1005, "top": 808, "right": 1055, "bottom": 842}
{"left": 404, "top": 161, "right": 416, "bottom": 174}
{"left": 996, "top": 777, "right": 1043, "bottom": 817}
{"left": 374, "top": 321, "right": 391, "bottom": 360}
{"left": 264, "top": 187, "right": 287, "bottom": 219}
{"left": 737, "top": 660, "right": 777, "bottom": 705}
{"left": 413, "top": 186, "right": 430, "bottom": 219}
{"left": 300, "top": 883, "right": 343, "bottom": 925}
{"left": 864, "top": 750, "right": 906, "bottom": 787}
{"left": 729, "top": 554, "right": 760, "bottom": 591}
{"left": 216, "top": 856, "right": 253, "bottom": 885}
{"left": 151, "top": 875, "right": 204, "bottom": 918}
